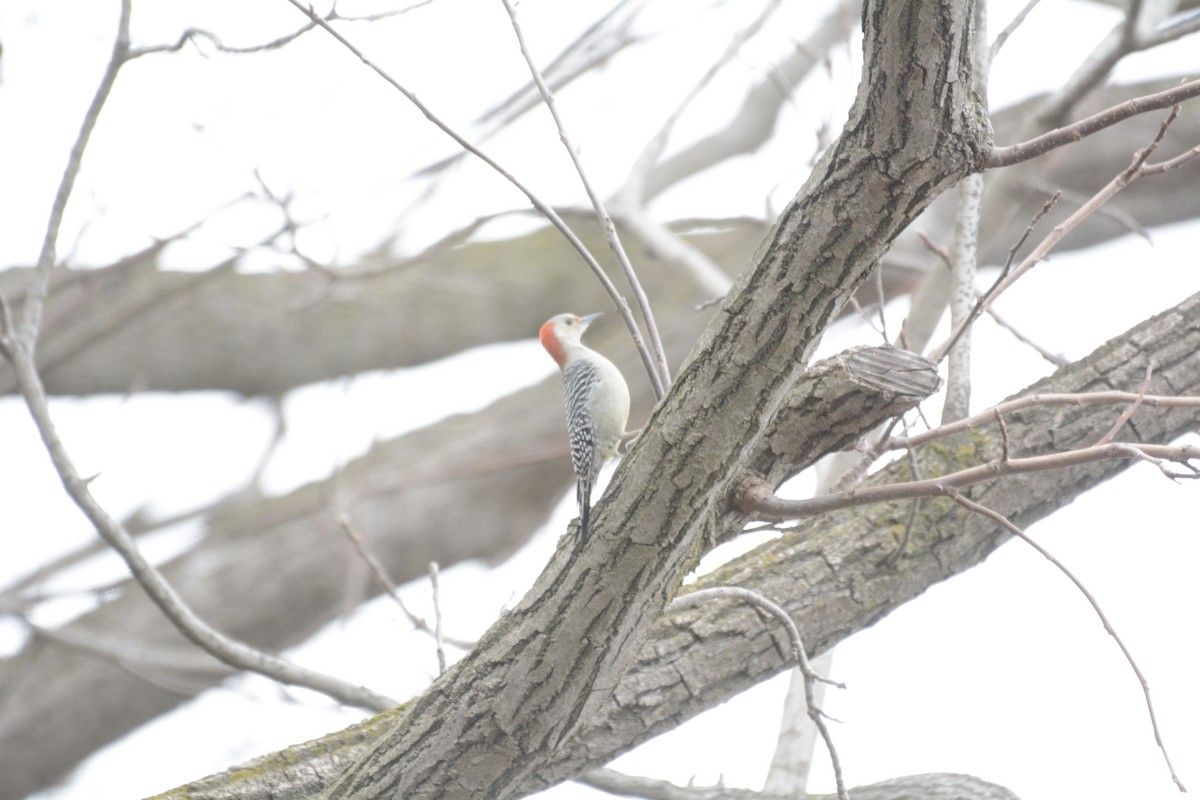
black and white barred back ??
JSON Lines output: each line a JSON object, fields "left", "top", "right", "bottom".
{"left": 563, "top": 359, "right": 602, "bottom": 539}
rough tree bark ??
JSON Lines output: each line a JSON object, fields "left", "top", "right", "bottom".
{"left": 154, "top": 275, "right": 1200, "bottom": 800}
{"left": 302, "top": 0, "right": 993, "bottom": 797}
{"left": 4, "top": 2, "right": 1198, "bottom": 799}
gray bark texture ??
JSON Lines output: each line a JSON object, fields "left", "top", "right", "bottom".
{"left": 152, "top": 277, "right": 1200, "bottom": 800}
{"left": 310, "top": 0, "right": 991, "bottom": 796}
{"left": 2, "top": 0, "right": 1199, "bottom": 797}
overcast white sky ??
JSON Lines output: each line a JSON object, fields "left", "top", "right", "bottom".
{"left": 1, "top": 1, "right": 1198, "bottom": 799}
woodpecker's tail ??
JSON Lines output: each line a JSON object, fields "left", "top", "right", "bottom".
{"left": 576, "top": 481, "right": 591, "bottom": 543}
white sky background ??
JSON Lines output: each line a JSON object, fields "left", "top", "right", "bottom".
{"left": 1, "top": 0, "right": 1198, "bottom": 799}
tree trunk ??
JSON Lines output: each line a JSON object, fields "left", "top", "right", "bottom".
{"left": 316, "top": 1, "right": 991, "bottom": 797}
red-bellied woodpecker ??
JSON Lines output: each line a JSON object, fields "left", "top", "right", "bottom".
{"left": 540, "top": 312, "right": 631, "bottom": 541}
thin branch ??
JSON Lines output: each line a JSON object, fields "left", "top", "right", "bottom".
{"left": 280, "top": 0, "right": 666, "bottom": 399}
{"left": 937, "top": 107, "right": 1188, "bottom": 360}
{"left": 986, "top": 78, "right": 1200, "bottom": 168}
{"left": 829, "top": 417, "right": 902, "bottom": 494}
{"left": 25, "top": 620, "right": 231, "bottom": 691}
{"left": 995, "top": 408, "right": 1011, "bottom": 462}
{"left": 15, "top": 0, "right": 131, "bottom": 345}
{"left": 1141, "top": 7, "right": 1200, "bottom": 47}
{"left": 1, "top": 1, "right": 396, "bottom": 715}
{"left": 893, "top": 390, "right": 1200, "bottom": 450}
{"left": 984, "top": 305, "right": 1070, "bottom": 367}
{"left": 1027, "top": 178, "right": 1149, "bottom": 242}
{"left": 579, "top": 770, "right": 1024, "bottom": 800}
{"left": 873, "top": 260, "right": 889, "bottom": 342}
{"left": 1140, "top": 142, "right": 1200, "bottom": 175}
{"left": 948, "top": 491, "right": 1186, "bottom": 793}
{"left": 337, "top": 514, "right": 473, "bottom": 650}
{"left": 990, "top": 0, "right": 1044, "bottom": 59}
{"left": 738, "top": 441, "right": 1200, "bottom": 521}
{"left": 476, "top": 0, "right": 646, "bottom": 129}
{"left": 1095, "top": 363, "right": 1153, "bottom": 445}
{"left": 764, "top": 650, "right": 836, "bottom": 795}
{"left": 429, "top": 561, "right": 447, "bottom": 675}
{"left": 927, "top": 191, "right": 1059, "bottom": 365}
{"left": 886, "top": 438, "right": 924, "bottom": 565}
{"left": 1032, "top": 0, "right": 1170, "bottom": 127}
{"left": 612, "top": 210, "right": 732, "bottom": 298}
{"left": 618, "top": 0, "right": 784, "bottom": 207}
{"left": 128, "top": 5, "right": 428, "bottom": 58}
{"left": 670, "top": 587, "right": 848, "bottom": 800}
{"left": 498, "top": 0, "right": 670, "bottom": 397}
{"left": 7, "top": 311, "right": 396, "bottom": 710}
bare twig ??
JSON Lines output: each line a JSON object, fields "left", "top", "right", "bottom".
{"left": 670, "top": 587, "right": 848, "bottom": 800}
{"left": 990, "top": 0, "right": 1044, "bottom": 58}
{"left": 1027, "top": 179, "right": 1149, "bottom": 241}
{"left": 1142, "top": 7, "right": 1200, "bottom": 47}
{"left": 1139, "top": 143, "right": 1200, "bottom": 176}
{"left": 829, "top": 417, "right": 902, "bottom": 494}
{"left": 1031, "top": 0, "right": 1176, "bottom": 127}
{"left": 129, "top": 5, "right": 427, "bottom": 58}
{"left": 886, "top": 439, "right": 924, "bottom": 565}
{"left": 15, "top": 1, "right": 131, "bottom": 344}
{"left": 984, "top": 305, "right": 1070, "bottom": 367}
{"left": 498, "top": 0, "right": 670, "bottom": 397}
{"left": 928, "top": 191, "right": 1059, "bottom": 365}
{"left": 579, "top": 769, "right": 1024, "bottom": 800}
{"left": 937, "top": 108, "right": 1190, "bottom": 362}
{"left": 337, "top": 515, "right": 473, "bottom": 651}
{"left": 611, "top": 211, "right": 732, "bottom": 298}
{"left": 1095, "top": 363, "right": 1153, "bottom": 445}
{"left": 738, "top": 441, "right": 1200, "bottom": 521}
{"left": 8, "top": 331, "right": 397, "bottom": 710}
{"left": 619, "top": 0, "right": 784, "bottom": 207}
{"left": 1, "top": 0, "right": 397, "bottom": 715}
{"left": 429, "top": 561, "right": 447, "bottom": 675}
{"left": 987, "top": 79, "right": 1200, "bottom": 168}
{"left": 995, "top": 408, "right": 1011, "bottom": 462}
{"left": 873, "top": 260, "right": 889, "bottom": 342}
{"left": 892, "top": 390, "right": 1200, "bottom": 450}
{"left": 764, "top": 650, "right": 836, "bottom": 795}
{"left": 948, "top": 491, "right": 1186, "bottom": 792}
{"left": 280, "top": 0, "right": 666, "bottom": 399}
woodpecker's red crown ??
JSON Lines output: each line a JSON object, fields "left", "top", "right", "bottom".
{"left": 539, "top": 312, "right": 600, "bottom": 370}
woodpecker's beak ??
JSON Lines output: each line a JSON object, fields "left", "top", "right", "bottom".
{"left": 579, "top": 312, "right": 603, "bottom": 329}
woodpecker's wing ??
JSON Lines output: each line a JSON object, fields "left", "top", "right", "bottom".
{"left": 562, "top": 359, "right": 601, "bottom": 497}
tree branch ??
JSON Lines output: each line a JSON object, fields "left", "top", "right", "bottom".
{"left": 579, "top": 770, "right": 1024, "bottom": 800}
{"left": 948, "top": 491, "right": 1186, "bottom": 792}
{"left": 891, "top": 391, "right": 1200, "bottom": 450}
{"left": 14, "top": 0, "right": 130, "bottom": 344}
{"left": 499, "top": 0, "right": 671, "bottom": 397}
{"left": 986, "top": 79, "right": 1200, "bottom": 168}
{"left": 315, "top": 1, "right": 991, "bottom": 796}
{"left": 739, "top": 440, "right": 1200, "bottom": 521}
{"left": 280, "top": 0, "right": 667, "bottom": 398}
{"left": 670, "top": 587, "right": 848, "bottom": 800}
{"left": 154, "top": 288, "right": 1200, "bottom": 800}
